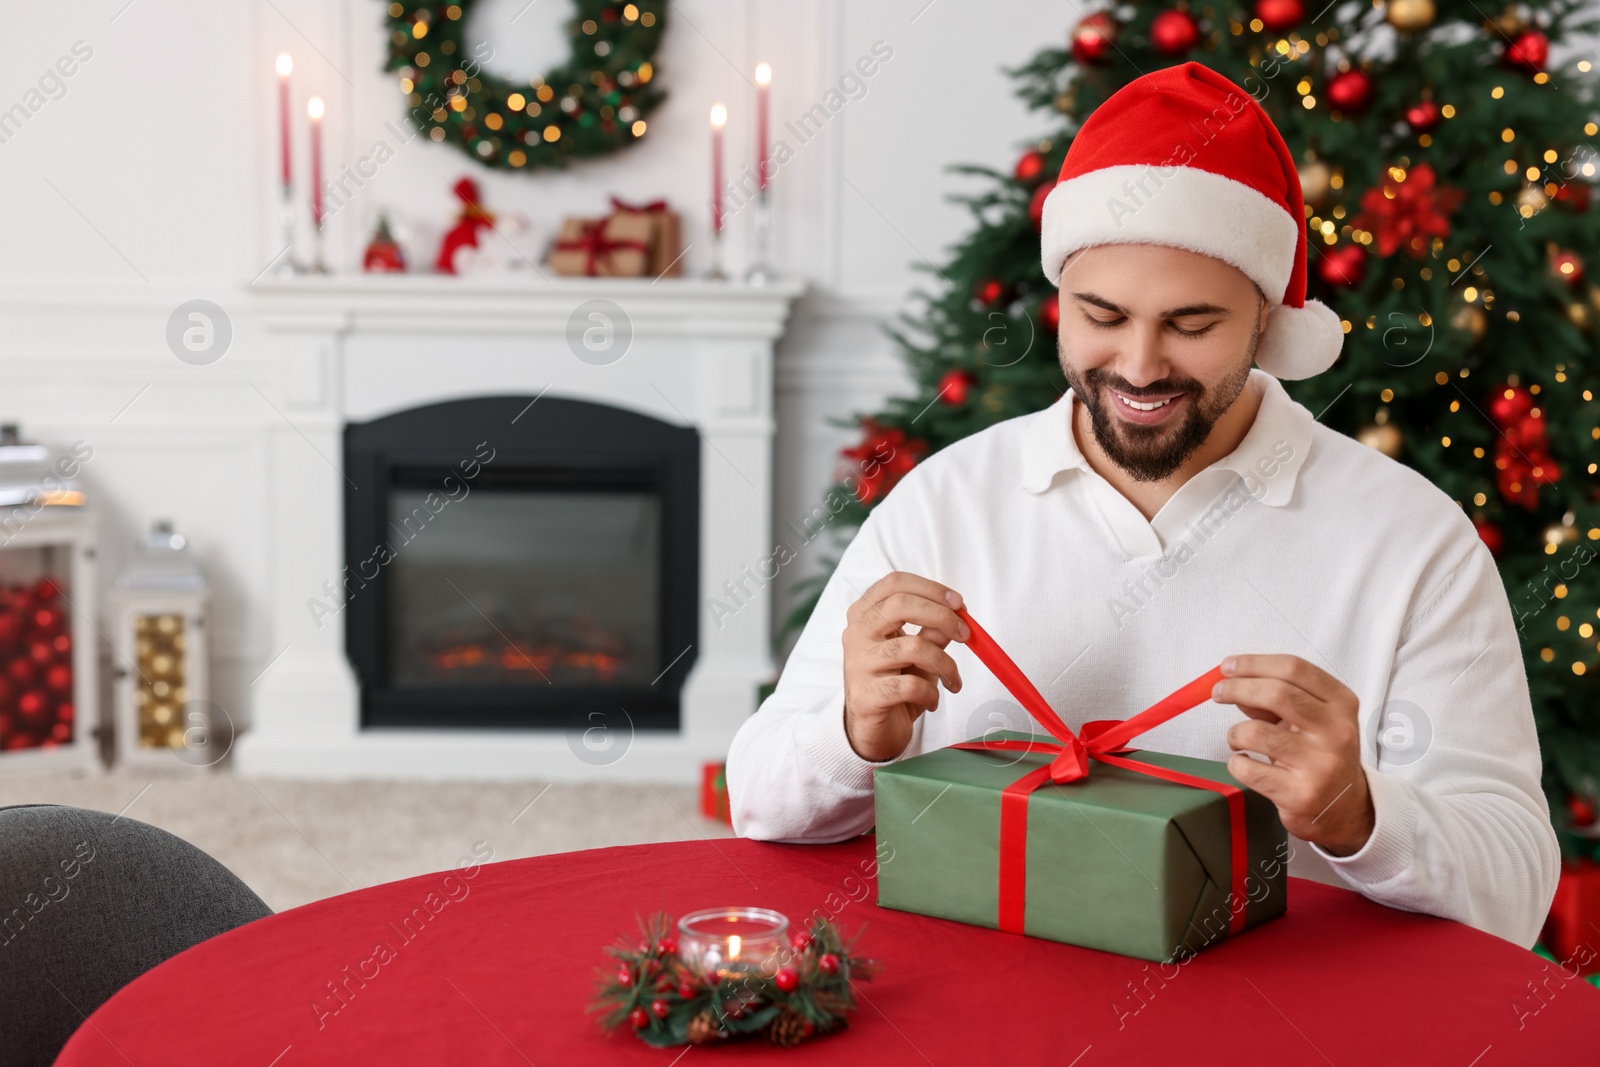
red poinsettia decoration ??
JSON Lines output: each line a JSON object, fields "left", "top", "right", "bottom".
{"left": 839, "top": 420, "right": 927, "bottom": 506}
{"left": 1350, "top": 162, "right": 1464, "bottom": 259}
{"left": 1488, "top": 384, "right": 1560, "bottom": 509}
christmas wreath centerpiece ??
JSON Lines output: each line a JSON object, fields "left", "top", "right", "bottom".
{"left": 382, "top": 1, "right": 667, "bottom": 172}
{"left": 590, "top": 911, "right": 878, "bottom": 1048}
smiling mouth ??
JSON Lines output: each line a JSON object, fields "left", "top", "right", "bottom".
{"left": 1112, "top": 390, "right": 1184, "bottom": 412}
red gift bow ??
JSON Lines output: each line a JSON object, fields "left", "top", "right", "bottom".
{"left": 948, "top": 607, "right": 1247, "bottom": 939}
{"left": 608, "top": 195, "right": 669, "bottom": 214}
{"left": 552, "top": 219, "right": 651, "bottom": 276}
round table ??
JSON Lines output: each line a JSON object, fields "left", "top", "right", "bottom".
{"left": 56, "top": 835, "right": 1598, "bottom": 1064}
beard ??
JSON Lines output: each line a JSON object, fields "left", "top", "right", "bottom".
{"left": 1061, "top": 314, "right": 1262, "bottom": 483}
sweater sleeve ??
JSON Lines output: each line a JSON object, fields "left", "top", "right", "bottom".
{"left": 725, "top": 495, "right": 927, "bottom": 843}
{"left": 1307, "top": 532, "right": 1561, "bottom": 948}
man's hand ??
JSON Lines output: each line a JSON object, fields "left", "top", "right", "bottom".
{"left": 842, "top": 572, "right": 970, "bottom": 762}
{"left": 1212, "top": 654, "right": 1376, "bottom": 856}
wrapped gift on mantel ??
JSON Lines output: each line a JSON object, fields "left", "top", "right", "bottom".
{"left": 547, "top": 198, "right": 684, "bottom": 278}
{"left": 874, "top": 608, "right": 1288, "bottom": 963}
{"left": 606, "top": 196, "right": 683, "bottom": 277}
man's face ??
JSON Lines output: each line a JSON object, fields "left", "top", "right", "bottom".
{"left": 1056, "top": 243, "right": 1268, "bottom": 482}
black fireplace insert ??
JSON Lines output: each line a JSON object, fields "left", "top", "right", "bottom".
{"left": 343, "top": 395, "right": 699, "bottom": 730}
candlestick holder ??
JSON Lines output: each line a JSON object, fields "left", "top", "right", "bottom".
{"left": 307, "top": 216, "right": 329, "bottom": 275}
{"left": 273, "top": 186, "right": 301, "bottom": 277}
{"left": 743, "top": 188, "right": 776, "bottom": 286}
{"left": 677, "top": 906, "right": 789, "bottom": 979}
{"left": 706, "top": 227, "right": 729, "bottom": 281}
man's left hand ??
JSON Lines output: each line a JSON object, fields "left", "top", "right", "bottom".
{"left": 1211, "top": 654, "right": 1375, "bottom": 857}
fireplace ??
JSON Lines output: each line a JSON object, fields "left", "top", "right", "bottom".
{"left": 343, "top": 395, "right": 699, "bottom": 731}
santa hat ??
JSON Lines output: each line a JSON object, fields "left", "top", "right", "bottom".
{"left": 1039, "top": 61, "right": 1343, "bottom": 380}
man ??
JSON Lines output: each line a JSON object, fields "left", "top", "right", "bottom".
{"left": 726, "top": 61, "right": 1560, "bottom": 948}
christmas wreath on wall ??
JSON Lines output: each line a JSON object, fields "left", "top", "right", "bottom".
{"left": 382, "top": 1, "right": 667, "bottom": 172}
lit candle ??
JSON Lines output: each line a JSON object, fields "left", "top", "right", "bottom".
{"left": 275, "top": 53, "right": 293, "bottom": 191}
{"left": 678, "top": 907, "right": 788, "bottom": 980}
{"left": 754, "top": 62, "right": 771, "bottom": 191}
{"left": 306, "top": 96, "right": 325, "bottom": 227}
{"left": 709, "top": 102, "right": 727, "bottom": 233}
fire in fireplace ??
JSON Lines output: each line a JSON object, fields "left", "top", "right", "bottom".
{"left": 343, "top": 396, "right": 699, "bottom": 731}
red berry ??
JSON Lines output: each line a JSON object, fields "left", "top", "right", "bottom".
{"left": 677, "top": 980, "right": 696, "bottom": 998}
{"left": 774, "top": 967, "right": 799, "bottom": 992}
{"left": 616, "top": 967, "right": 633, "bottom": 987}
{"left": 656, "top": 937, "right": 677, "bottom": 956}
{"left": 628, "top": 1007, "right": 649, "bottom": 1029}
{"left": 650, "top": 998, "right": 670, "bottom": 1019}
{"left": 790, "top": 932, "right": 811, "bottom": 952}
{"left": 818, "top": 953, "right": 840, "bottom": 975}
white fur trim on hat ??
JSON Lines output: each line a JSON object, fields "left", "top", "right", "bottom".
{"left": 1254, "top": 297, "right": 1343, "bottom": 380}
{"left": 1041, "top": 164, "right": 1299, "bottom": 298}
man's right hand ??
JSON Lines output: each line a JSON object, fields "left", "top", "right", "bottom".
{"left": 842, "top": 571, "right": 970, "bottom": 762}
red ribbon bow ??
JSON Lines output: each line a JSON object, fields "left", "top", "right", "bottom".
{"left": 608, "top": 195, "right": 669, "bottom": 214}
{"left": 949, "top": 607, "right": 1248, "bottom": 939}
{"left": 552, "top": 220, "right": 651, "bottom": 276}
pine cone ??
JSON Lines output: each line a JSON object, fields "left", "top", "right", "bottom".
{"left": 686, "top": 1009, "right": 726, "bottom": 1046}
{"left": 766, "top": 1006, "right": 815, "bottom": 1047}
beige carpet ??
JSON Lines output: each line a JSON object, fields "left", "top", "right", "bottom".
{"left": 0, "top": 771, "right": 733, "bottom": 913}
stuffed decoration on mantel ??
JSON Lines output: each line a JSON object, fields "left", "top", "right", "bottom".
{"left": 434, "top": 177, "right": 495, "bottom": 274}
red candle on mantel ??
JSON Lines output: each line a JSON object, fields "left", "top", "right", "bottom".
{"left": 709, "top": 102, "right": 727, "bottom": 233}
{"left": 275, "top": 53, "right": 293, "bottom": 189}
{"left": 754, "top": 62, "right": 771, "bottom": 191}
{"left": 307, "top": 96, "right": 325, "bottom": 226}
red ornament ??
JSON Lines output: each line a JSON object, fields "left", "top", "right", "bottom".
{"left": 1350, "top": 162, "right": 1464, "bottom": 259}
{"left": 975, "top": 278, "right": 1006, "bottom": 306}
{"left": 50, "top": 721, "right": 70, "bottom": 743}
{"left": 628, "top": 1007, "right": 649, "bottom": 1029}
{"left": 1504, "top": 30, "right": 1549, "bottom": 73}
{"left": 6, "top": 659, "right": 34, "bottom": 687}
{"left": 52, "top": 634, "right": 70, "bottom": 656}
{"left": 818, "top": 953, "right": 840, "bottom": 975}
{"left": 33, "top": 577, "right": 59, "bottom": 601}
{"left": 649, "top": 999, "right": 670, "bottom": 1019}
{"left": 56, "top": 702, "right": 73, "bottom": 724}
{"left": 839, "top": 420, "right": 927, "bottom": 505}
{"left": 1255, "top": 0, "right": 1303, "bottom": 33}
{"left": 1317, "top": 244, "right": 1367, "bottom": 288}
{"left": 1326, "top": 69, "right": 1374, "bottom": 114}
{"left": 28, "top": 641, "right": 51, "bottom": 665}
{"left": 45, "top": 664, "right": 70, "bottom": 694}
{"left": 1473, "top": 518, "right": 1503, "bottom": 557}
{"left": 773, "top": 967, "right": 799, "bottom": 992}
{"left": 1404, "top": 100, "right": 1441, "bottom": 132}
{"left": 1555, "top": 181, "right": 1592, "bottom": 213}
{"left": 1070, "top": 12, "right": 1117, "bottom": 66}
{"left": 937, "top": 369, "right": 977, "bottom": 406}
{"left": 17, "top": 690, "right": 47, "bottom": 726}
{"left": 1150, "top": 10, "right": 1200, "bottom": 55}
{"left": 1550, "top": 248, "right": 1585, "bottom": 288}
{"left": 32, "top": 606, "right": 60, "bottom": 633}
{"left": 1038, "top": 292, "right": 1060, "bottom": 332}
{"left": 1029, "top": 181, "right": 1054, "bottom": 232}
{"left": 1571, "top": 794, "right": 1599, "bottom": 828}
{"left": 0, "top": 615, "right": 17, "bottom": 646}
{"left": 1013, "top": 149, "right": 1045, "bottom": 184}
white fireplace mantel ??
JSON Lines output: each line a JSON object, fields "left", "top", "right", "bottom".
{"left": 233, "top": 275, "right": 805, "bottom": 783}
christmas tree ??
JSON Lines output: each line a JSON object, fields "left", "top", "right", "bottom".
{"left": 790, "top": 2, "right": 1600, "bottom": 860}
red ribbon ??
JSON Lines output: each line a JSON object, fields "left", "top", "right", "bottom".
{"left": 949, "top": 607, "right": 1247, "bottom": 939}
{"left": 552, "top": 220, "right": 650, "bottom": 276}
{"left": 608, "top": 195, "right": 669, "bottom": 214}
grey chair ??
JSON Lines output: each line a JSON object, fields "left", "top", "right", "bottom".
{"left": 0, "top": 803, "right": 272, "bottom": 1066}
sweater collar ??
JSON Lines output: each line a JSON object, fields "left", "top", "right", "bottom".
{"left": 1018, "top": 368, "right": 1314, "bottom": 506}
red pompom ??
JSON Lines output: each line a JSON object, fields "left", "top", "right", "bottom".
{"left": 1254, "top": 0, "right": 1303, "bottom": 33}
{"left": 1150, "top": 10, "right": 1200, "bottom": 55}
{"left": 1326, "top": 69, "right": 1373, "bottom": 113}
{"left": 774, "top": 967, "right": 799, "bottom": 992}
{"left": 1317, "top": 244, "right": 1367, "bottom": 287}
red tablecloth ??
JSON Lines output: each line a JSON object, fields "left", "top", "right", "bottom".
{"left": 56, "top": 835, "right": 1598, "bottom": 1064}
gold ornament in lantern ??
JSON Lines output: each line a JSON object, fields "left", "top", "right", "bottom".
{"left": 1299, "top": 157, "right": 1333, "bottom": 209}
{"left": 111, "top": 520, "right": 214, "bottom": 770}
{"left": 1357, "top": 423, "right": 1403, "bottom": 457}
{"left": 1516, "top": 184, "right": 1550, "bottom": 216}
{"left": 1387, "top": 0, "right": 1436, "bottom": 32}
{"left": 1451, "top": 302, "right": 1489, "bottom": 343}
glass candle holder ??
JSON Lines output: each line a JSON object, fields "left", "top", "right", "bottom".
{"left": 677, "top": 907, "right": 789, "bottom": 979}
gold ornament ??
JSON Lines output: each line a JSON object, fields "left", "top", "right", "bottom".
{"left": 1299, "top": 158, "right": 1333, "bottom": 208}
{"left": 1357, "top": 423, "right": 1403, "bottom": 457}
{"left": 1387, "top": 0, "right": 1436, "bottom": 32}
{"left": 1484, "top": 3, "right": 1528, "bottom": 37}
{"left": 135, "top": 613, "right": 188, "bottom": 749}
{"left": 1545, "top": 522, "right": 1579, "bottom": 546}
{"left": 1055, "top": 90, "right": 1076, "bottom": 114}
{"left": 1517, "top": 184, "right": 1550, "bottom": 216}
{"left": 1568, "top": 301, "right": 1590, "bottom": 330}
{"left": 1451, "top": 302, "right": 1489, "bottom": 343}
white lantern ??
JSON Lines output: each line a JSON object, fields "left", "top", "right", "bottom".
{"left": 0, "top": 424, "right": 98, "bottom": 774}
{"left": 110, "top": 520, "right": 215, "bottom": 770}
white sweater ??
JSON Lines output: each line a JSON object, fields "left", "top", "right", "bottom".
{"left": 728, "top": 369, "right": 1561, "bottom": 948}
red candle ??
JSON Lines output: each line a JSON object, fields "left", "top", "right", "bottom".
{"left": 307, "top": 96, "right": 325, "bottom": 226}
{"left": 754, "top": 63, "right": 771, "bottom": 191}
{"left": 709, "top": 102, "right": 726, "bottom": 233}
{"left": 275, "top": 53, "right": 293, "bottom": 190}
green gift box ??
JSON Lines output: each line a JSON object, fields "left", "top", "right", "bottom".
{"left": 873, "top": 730, "right": 1289, "bottom": 962}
